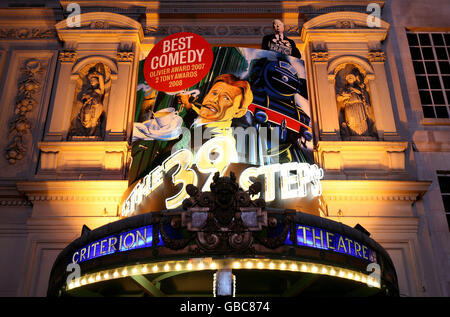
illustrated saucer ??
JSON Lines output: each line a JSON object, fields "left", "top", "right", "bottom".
{"left": 132, "top": 115, "right": 183, "bottom": 142}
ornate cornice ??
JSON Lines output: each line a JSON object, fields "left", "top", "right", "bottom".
{"left": 16, "top": 180, "right": 128, "bottom": 204}
{"left": 323, "top": 194, "right": 419, "bottom": 202}
{"left": 26, "top": 195, "right": 122, "bottom": 203}
{"left": 0, "top": 199, "right": 32, "bottom": 207}
{"left": 0, "top": 183, "right": 32, "bottom": 207}
{"left": 321, "top": 180, "right": 431, "bottom": 203}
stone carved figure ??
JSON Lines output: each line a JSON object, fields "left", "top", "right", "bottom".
{"left": 68, "top": 63, "right": 110, "bottom": 140}
{"left": 336, "top": 65, "right": 377, "bottom": 139}
{"left": 68, "top": 92, "right": 105, "bottom": 138}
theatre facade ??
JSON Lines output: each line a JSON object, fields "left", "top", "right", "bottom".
{"left": 0, "top": 0, "right": 448, "bottom": 297}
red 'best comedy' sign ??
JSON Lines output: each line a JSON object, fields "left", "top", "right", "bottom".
{"left": 143, "top": 32, "right": 213, "bottom": 93}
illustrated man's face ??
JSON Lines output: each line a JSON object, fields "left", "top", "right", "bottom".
{"left": 199, "top": 81, "right": 244, "bottom": 123}
{"left": 273, "top": 19, "right": 284, "bottom": 34}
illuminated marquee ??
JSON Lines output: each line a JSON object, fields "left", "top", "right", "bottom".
{"left": 121, "top": 137, "right": 324, "bottom": 217}
{"left": 71, "top": 225, "right": 159, "bottom": 264}
{"left": 71, "top": 223, "right": 374, "bottom": 265}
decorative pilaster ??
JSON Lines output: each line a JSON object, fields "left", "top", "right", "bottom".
{"left": 5, "top": 59, "right": 43, "bottom": 164}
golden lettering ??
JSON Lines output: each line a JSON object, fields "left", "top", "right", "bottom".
{"left": 326, "top": 232, "right": 335, "bottom": 250}
{"left": 362, "top": 245, "right": 369, "bottom": 260}
{"left": 100, "top": 239, "right": 108, "bottom": 255}
{"left": 91, "top": 242, "right": 100, "bottom": 257}
{"left": 312, "top": 228, "right": 324, "bottom": 248}
{"left": 108, "top": 237, "right": 117, "bottom": 253}
{"left": 136, "top": 228, "right": 147, "bottom": 247}
{"left": 123, "top": 232, "right": 136, "bottom": 249}
{"left": 80, "top": 247, "right": 86, "bottom": 261}
{"left": 119, "top": 234, "right": 123, "bottom": 250}
{"left": 345, "top": 237, "right": 353, "bottom": 255}
{"left": 72, "top": 251, "right": 79, "bottom": 263}
{"left": 354, "top": 241, "right": 362, "bottom": 257}
{"left": 337, "top": 236, "right": 347, "bottom": 253}
{"left": 297, "top": 226, "right": 311, "bottom": 244}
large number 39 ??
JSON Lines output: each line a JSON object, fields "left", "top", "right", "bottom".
{"left": 163, "top": 136, "right": 238, "bottom": 209}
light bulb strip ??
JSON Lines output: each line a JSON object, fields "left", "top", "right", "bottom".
{"left": 67, "top": 258, "right": 381, "bottom": 292}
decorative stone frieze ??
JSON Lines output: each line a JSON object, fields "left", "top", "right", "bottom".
{"left": 16, "top": 180, "right": 128, "bottom": 205}
{"left": 143, "top": 24, "right": 300, "bottom": 37}
{"left": 0, "top": 27, "right": 57, "bottom": 40}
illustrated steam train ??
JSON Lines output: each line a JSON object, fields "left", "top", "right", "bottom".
{"left": 247, "top": 57, "right": 314, "bottom": 164}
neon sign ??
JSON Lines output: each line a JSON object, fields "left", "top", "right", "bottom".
{"left": 121, "top": 137, "right": 324, "bottom": 217}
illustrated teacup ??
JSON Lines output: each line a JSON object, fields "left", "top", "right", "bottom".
{"left": 153, "top": 107, "right": 178, "bottom": 127}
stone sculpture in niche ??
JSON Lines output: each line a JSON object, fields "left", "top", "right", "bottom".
{"left": 68, "top": 63, "right": 110, "bottom": 140}
{"left": 335, "top": 65, "right": 377, "bottom": 140}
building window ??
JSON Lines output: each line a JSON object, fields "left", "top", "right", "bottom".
{"left": 407, "top": 32, "right": 450, "bottom": 119}
{"left": 437, "top": 172, "right": 450, "bottom": 231}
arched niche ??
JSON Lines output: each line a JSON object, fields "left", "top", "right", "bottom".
{"left": 328, "top": 56, "right": 374, "bottom": 80}
{"left": 66, "top": 61, "right": 113, "bottom": 141}
{"left": 332, "top": 62, "right": 378, "bottom": 140}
